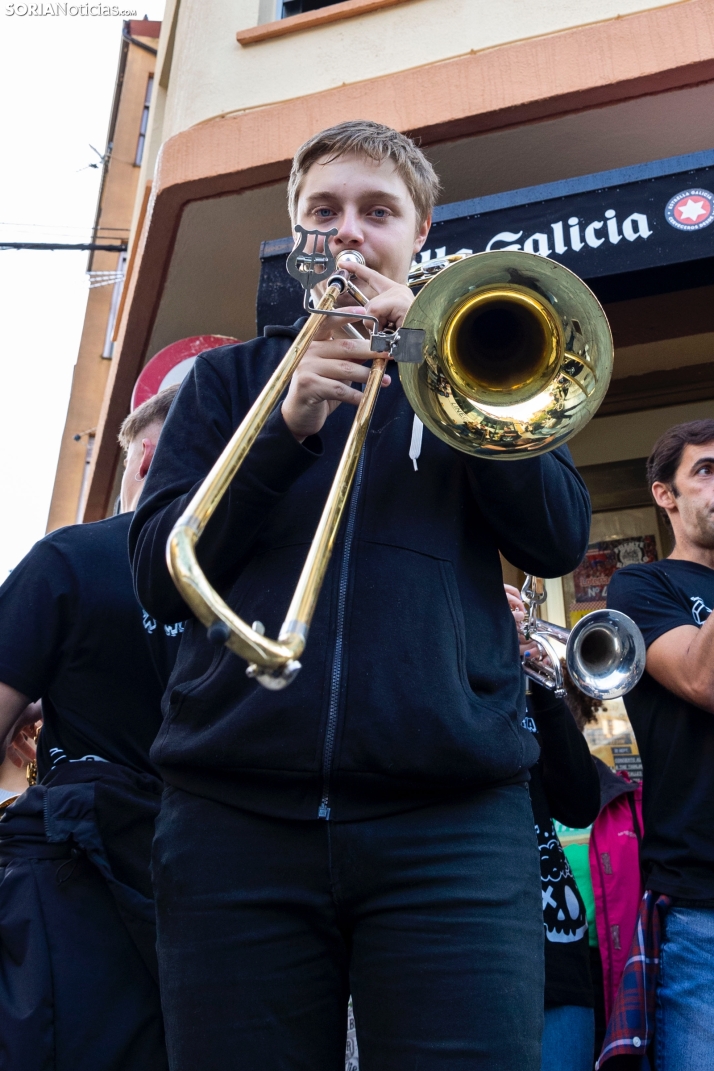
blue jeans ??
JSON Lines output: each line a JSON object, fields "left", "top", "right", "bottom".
{"left": 541, "top": 1005, "right": 595, "bottom": 1071}
{"left": 153, "top": 783, "right": 543, "bottom": 1071}
{"left": 656, "top": 904, "right": 714, "bottom": 1070}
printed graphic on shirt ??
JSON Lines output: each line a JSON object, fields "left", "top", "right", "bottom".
{"left": 690, "top": 596, "right": 712, "bottom": 626}
{"left": 345, "top": 999, "right": 359, "bottom": 1071}
{"left": 142, "top": 609, "right": 185, "bottom": 638}
{"left": 48, "top": 746, "right": 108, "bottom": 768}
{"left": 536, "top": 818, "right": 588, "bottom": 944}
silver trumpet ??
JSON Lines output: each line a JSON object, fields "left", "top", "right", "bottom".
{"left": 520, "top": 575, "right": 646, "bottom": 700}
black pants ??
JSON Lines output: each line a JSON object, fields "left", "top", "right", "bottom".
{"left": 0, "top": 766, "right": 167, "bottom": 1071}
{"left": 153, "top": 782, "right": 543, "bottom": 1070}
{"left": 0, "top": 851, "right": 166, "bottom": 1071}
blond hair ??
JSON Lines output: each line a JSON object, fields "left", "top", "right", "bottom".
{"left": 118, "top": 383, "right": 180, "bottom": 451}
{"left": 287, "top": 120, "right": 440, "bottom": 227}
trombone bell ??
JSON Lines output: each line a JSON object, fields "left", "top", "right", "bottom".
{"left": 441, "top": 286, "right": 562, "bottom": 405}
{"left": 400, "top": 250, "right": 613, "bottom": 459}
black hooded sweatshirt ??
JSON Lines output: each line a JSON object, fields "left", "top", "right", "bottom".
{"left": 129, "top": 328, "right": 591, "bottom": 821}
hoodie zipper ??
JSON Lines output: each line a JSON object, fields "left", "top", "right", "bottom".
{"left": 318, "top": 445, "right": 367, "bottom": 820}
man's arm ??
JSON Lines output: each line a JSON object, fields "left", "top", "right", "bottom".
{"left": 646, "top": 616, "right": 714, "bottom": 713}
{"left": 608, "top": 565, "right": 714, "bottom": 714}
{"left": 0, "top": 539, "right": 66, "bottom": 752}
{"left": 465, "top": 446, "right": 591, "bottom": 578}
{"left": 0, "top": 682, "right": 31, "bottom": 762}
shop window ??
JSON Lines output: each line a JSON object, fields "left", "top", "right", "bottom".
{"left": 281, "top": 0, "right": 343, "bottom": 16}
{"left": 134, "top": 74, "right": 154, "bottom": 167}
{"left": 562, "top": 504, "right": 660, "bottom": 774}
{"left": 563, "top": 506, "right": 664, "bottom": 627}
{"left": 545, "top": 456, "right": 674, "bottom": 776}
{"left": 561, "top": 456, "right": 673, "bottom": 628}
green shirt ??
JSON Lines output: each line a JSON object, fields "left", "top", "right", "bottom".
{"left": 553, "top": 822, "right": 597, "bottom": 947}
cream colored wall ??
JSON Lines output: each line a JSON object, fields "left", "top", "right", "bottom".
{"left": 543, "top": 577, "right": 567, "bottom": 627}
{"left": 144, "top": 183, "right": 291, "bottom": 355}
{"left": 570, "top": 400, "right": 714, "bottom": 468}
{"left": 613, "top": 334, "right": 714, "bottom": 380}
{"left": 161, "top": 0, "right": 683, "bottom": 141}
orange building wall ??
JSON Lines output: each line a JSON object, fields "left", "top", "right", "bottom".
{"left": 46, "top": 24, "right": 159, "bottom": 532}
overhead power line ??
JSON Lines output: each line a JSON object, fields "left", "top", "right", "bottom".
{"left": 0, "top": 240, "right": 126, "bottom": 250}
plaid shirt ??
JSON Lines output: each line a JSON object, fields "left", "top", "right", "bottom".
{"left": 596, "top": 890, "right": 672, "bottom": 1067}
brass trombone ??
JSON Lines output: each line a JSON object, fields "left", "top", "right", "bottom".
{"left": 167, "top": 232, "right": 614, "bottom": 688}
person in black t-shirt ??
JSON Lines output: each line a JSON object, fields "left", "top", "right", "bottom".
{"left": 607, "top": 418, "right": 714, "bottom": 1071}
{"left": 507, "top": 584, "right": 601, "bottom": 1071}
{"left": 0, "top": 385, "right": 181, "bottom": 1071}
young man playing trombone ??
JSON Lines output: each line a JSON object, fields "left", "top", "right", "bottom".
{"left": 131, "top": 120, "right": 591, "bottom": 1070}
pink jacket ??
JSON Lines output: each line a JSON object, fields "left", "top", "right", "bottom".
{"left": 589, "top": 766, "right": 644, "bottom": 1022}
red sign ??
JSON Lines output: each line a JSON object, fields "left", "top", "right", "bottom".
{"left": 567, "top": 535, "right": 658, "bottom": 625}
{"left": 570, "top": 535, "right": 658, "bottom": 617}
{"left": 131, "top": 335, "right": 239, "bottom": 410}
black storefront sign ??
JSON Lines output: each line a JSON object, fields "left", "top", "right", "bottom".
{"left": 257, "top": 149, "right": 714, "bottom": 333}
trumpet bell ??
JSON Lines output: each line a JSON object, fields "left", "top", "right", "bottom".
{"left": 400, "top": 250, "right": 613, "bottom": 459}
{"left": 567, "top": 608, "right": 647, "bottom": 701}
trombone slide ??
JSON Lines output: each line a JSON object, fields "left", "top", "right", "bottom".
{"left": 167, "top": 267, "right": 385, "bottom": 689}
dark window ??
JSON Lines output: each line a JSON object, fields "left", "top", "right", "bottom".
{"left": 134, "top": 74, "right": 154, "bottom": 167}
{"left": 281, "top": 0, "right": 342, "bottom": 17}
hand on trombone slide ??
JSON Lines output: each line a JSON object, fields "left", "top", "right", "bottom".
{"left": 281, "top": 260, "right": 412, "bottom": 443}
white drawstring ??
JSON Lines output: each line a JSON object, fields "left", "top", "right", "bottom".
{"left": 409, "top": 415, "right": 423, "bottom": 471}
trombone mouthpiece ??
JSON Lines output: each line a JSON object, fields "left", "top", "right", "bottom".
{"left": 335, "top": 251, "right": 365, "bottom": 269}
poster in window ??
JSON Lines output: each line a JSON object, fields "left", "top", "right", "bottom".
{"left": 570, "top": 535, "right": 658, "bottom": 624}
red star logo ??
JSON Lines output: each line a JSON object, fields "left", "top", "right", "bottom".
{"left": 674, "top": 195, "right": 711, "bottom": 225}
